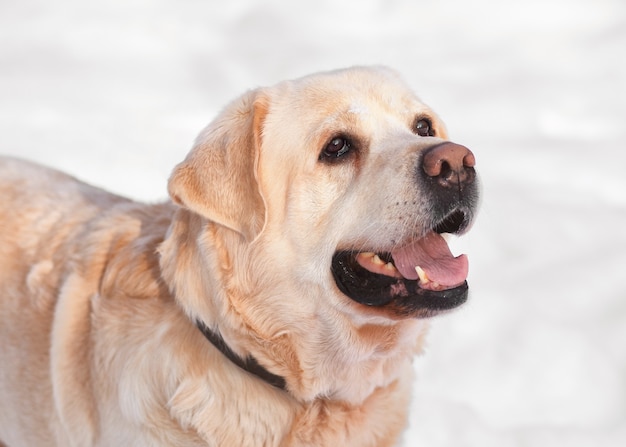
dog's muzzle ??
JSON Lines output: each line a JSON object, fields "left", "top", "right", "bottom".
{"left": 331, "top": 141, "right": 479, "bottom": 319}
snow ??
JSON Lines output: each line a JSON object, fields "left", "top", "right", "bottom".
{"left": 1, "top": 0, "right": 625, "bottom": 445}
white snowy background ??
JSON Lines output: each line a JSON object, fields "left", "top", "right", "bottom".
{"left": 1, "top": 0, "right": 625, "bottom": 445}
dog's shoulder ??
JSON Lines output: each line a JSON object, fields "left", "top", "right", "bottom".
{"left": 0, "top": 156, "right": 175, "bottom": 301}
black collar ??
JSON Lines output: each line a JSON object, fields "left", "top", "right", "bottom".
{"left": 196, "top": 320, "right": 287, "bottom": 391}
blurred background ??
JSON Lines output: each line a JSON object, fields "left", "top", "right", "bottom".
{"left": 1, "top": 0, "right": 624, "bottom": 445}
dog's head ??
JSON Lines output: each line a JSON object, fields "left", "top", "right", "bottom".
{"left": 168, "top": 66, "right": 478, "bottom": 319}
{"left": 165, "top": 66, "right": 479, "bottom": 400}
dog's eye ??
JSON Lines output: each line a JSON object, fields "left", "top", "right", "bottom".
{"left": 320, "top": 137, "right": 352, "bottom": 160}
{"left": 414, "top": 118, "right": 435, "bottom": 137}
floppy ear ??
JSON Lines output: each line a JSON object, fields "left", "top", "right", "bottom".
{"left": 168, "top": 90, "right": 270, "bottom": 241}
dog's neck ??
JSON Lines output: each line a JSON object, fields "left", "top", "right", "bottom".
{"left": 195, "top": 320, "right": 287, "bottom": 391}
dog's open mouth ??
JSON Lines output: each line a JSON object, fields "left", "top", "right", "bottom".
{"left": 331, "top": 209, "right": 471, "bottom": 318}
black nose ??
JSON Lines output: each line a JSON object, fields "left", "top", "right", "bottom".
{"left": 422, "top": 142, "right": 476, "bottom": 189}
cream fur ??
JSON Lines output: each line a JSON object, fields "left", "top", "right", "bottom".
{"left": 0, "top": 66, "right": 464, "bottom": 446}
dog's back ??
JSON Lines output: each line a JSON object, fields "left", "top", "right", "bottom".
{"left": 0, "top": 158, "right": 121, "bottom": 444}
{"left": 0, "top": 158, "right": 178, "bottom": 446}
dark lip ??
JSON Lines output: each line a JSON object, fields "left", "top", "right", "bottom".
{"left": 331, "top": 251, "right": 468, "bottom": 319}
{"left": 331, "top": 202, "right": 475, "bottom": 318}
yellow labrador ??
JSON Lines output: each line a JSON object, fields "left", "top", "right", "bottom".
{"left": 0, "top": 66, "right": 479, "bottom": 447}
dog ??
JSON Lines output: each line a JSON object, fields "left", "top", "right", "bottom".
{"left": 0, "top": 66, "right": 479, "bottom": 447}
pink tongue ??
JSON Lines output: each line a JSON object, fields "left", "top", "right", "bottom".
{"left": 391, "top": 232, "right": 468, "bottom": 287}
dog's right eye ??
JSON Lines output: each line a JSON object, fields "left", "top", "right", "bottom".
{"left": 320, "top": 137, "right": 352, "bottom": 161}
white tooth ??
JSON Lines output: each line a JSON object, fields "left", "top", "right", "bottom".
{"left": 360, "top": 252, "right": 376, "bottom": 258}
{"left": 385, "top": 262, "right": 396, "bottom": 271}
{"left": 372, "top": 254, "right": 384, "bottom": 265}
{"left": 415, "top": 266, "right": 430, "bottom": 284}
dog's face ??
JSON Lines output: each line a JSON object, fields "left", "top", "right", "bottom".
{"left": 253, "top": 68, "right": 479, "bottom": 320}
{"left": 166, "top": 66, "right": 479, "bottom": 398}
{"left": 169, "top": 66, "right": 479, "bottom": 321}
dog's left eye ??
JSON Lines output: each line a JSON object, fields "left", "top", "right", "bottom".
{"left": 414, "top": 118, "right": 435, "bottom": 137}
{"left": 320, "top": 137, "right": 352, "bottom": 160}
